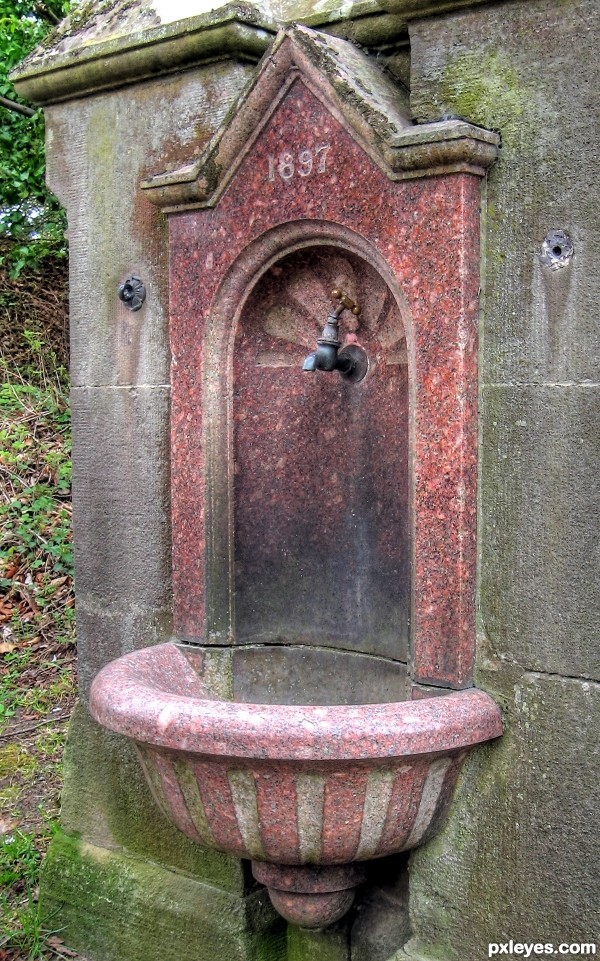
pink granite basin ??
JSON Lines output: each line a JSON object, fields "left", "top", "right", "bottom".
{"left": 89, "top": 642, "right": 502, "bottom": 927}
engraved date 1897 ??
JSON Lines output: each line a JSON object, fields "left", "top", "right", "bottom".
{"left": 267, "top": 144, "right": 332, "bottom": 182}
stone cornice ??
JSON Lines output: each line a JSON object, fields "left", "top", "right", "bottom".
{"left": 11, "top": 0, "right": 512, "bottom": 107}
{"left": 11, "top": 10, "right": 277, "bottom": 106}
{"left": 141, "top": 26, "right": 499, "bottom": 212}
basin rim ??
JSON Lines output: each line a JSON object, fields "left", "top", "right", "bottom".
{"left": 89, "top": 642, "right": 502, "bottom": 761}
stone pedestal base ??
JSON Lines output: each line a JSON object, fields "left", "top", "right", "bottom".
{"left": 42, "top": 832, "right": 285, "bottom": 961}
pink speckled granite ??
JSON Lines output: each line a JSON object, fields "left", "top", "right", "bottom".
{"left": 166, "top": 75, "right": 483, "bottom": 688}
{"left": 90, "top": 644, "right": 502, "bottom": 762}
{"left": 90, "top": 642, "right": 501, "bottom": 925}
{"left": 252, "top": 863, "right": 368, "bottom": 927}
{"left": 232, "top": 248, "right": 409, "bottom": 660}
{"left": 267, "top": 888, "right": 356, "bottom": 930}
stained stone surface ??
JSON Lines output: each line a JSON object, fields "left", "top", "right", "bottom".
{"left": 233, "top": 249, "right": 410, "bottom": 661}
{"left": 411, "top": 0, "right": 599, "bottom": 388}
{"left": 45, "top": 63, "right": 254, "bottom": 389}
{"left": 404, "top": 1, "right": 600, "bottom": 956}
{"left": 41, "top": 833, "right": 285, "bottom": 961}
{"left": 72, "top": 385, "right": 172, "bottom": 694}
{"left": 230, "top": 646, "right": 408, "bottom": 706}
{"left": 480, "top": 385, "right": 600, "bottom": 682}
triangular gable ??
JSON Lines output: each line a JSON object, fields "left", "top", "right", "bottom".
{"left": 142, "top": 25, "right": 498, "bottom": 211}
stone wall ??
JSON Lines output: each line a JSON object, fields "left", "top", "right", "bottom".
{"left": 45, "top": 62, "right": 256, "bottom": 695}
{"left": 405, "top": 0, "right": 600, "bottom": 956}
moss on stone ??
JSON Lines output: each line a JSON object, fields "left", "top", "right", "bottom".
{"left": 202, "top": 647, "right": 234, "bottom": 699}
{"left": 437, "top": 49, "right": 527, "bottom": 154}
{"left": 405, "top": 729, "right": 518, "bottom": 958}
{"left": 57, "top": 704, "right": 247, "bottom": 894}
{"left": 287, "top": 922, "right": 350, "bottom": 961}
{"left": 41, "top": 831, "right": 284, "bottom": 961}
{"left": 0, "top": 743, "right": 36, "bottom": 778}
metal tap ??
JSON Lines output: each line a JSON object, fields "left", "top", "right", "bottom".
{"left": 303, "top": 290, "right": 368, "bottom": 383}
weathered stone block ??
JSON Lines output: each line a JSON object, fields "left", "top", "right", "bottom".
{"left": 405, "top": 673, "right": 600, "bottom": 958}
{"left": 480, "top": 385, "right": 600, "bottom": 681}
{"left": 350, "top": 857, "right": 410, "bottom": 961}
{"left": 287, "top": 922, "right": 350, "bottom": 961}
{"left": 410, "top": 0, "right": 600, "bottom": 387}
{"left": 45, "top": 63, "right": 254, "bottom": 388}
{"left": 71, "top": 385, "right": 171, "bottom": 693}
{"left": 75, "top": 604, "right": 172, "bottom": 699}
{"left": 41, "top": 832, "right": 286, "bottom": 961}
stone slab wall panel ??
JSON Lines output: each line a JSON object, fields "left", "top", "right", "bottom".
{"left": 46, "top": 63, "right": 254, "bottom": 388}
{"left": 407, "top": 0, "right": 600, "bottom": 956}
{"left": 404, "top": 673, "right": 600, "bottom": 957}
{"left": 72, "top": 385, "right": 172, "bottom": 694}
{"left": 47, "top": 62, "right": 255, "bottom": 694}
{"left": 410, "top": 0, "right": 599, "bottom": 387}
{"left": 480, "top": 384, "right": 600, "bottom": 681}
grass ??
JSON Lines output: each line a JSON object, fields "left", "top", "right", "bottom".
{"left": 0, "top": 827, "right": 64, "bottom": 961}
{"left": 0, "top": 350, "right": 78, "bottom": 960}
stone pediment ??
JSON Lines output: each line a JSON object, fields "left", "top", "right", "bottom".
{"left": 141, "top": 25, "right": 499, "bottom": 212}
{"left": 12, "top": 1, "right": 508, "bottom": 107}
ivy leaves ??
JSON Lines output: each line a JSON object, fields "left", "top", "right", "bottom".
{"left": 0, "top": 0, "right": 72, "bottom": 275}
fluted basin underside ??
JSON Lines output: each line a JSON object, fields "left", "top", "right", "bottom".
{"left": 90, "top": 642, "right": 502, "bottom": 927}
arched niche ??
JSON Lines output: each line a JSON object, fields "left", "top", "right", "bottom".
{"left": 199, "top": 224, "right": 414, "bottom": 670}
{"left": 232, "top": 244, "right": 410, "bottom": 662}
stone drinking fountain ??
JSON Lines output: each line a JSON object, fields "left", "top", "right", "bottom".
{"left": 89, "top": 25, "right": 502, "bottom": 930}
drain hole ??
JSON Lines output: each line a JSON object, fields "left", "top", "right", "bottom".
{"left": 540, "top": 230, "right": 574, "bottom": 270}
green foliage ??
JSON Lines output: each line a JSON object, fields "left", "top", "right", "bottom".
{"left": 0, "top": 649, "right": 32, "bottom": 725}
{"left": 0, "top": 646, "right": 74, "bottom": 728}
{"left": 0, "top": 828, "right": 41, "bottom": 888}
{"left": 0, "top": 340, "right": 75, "bottom": 958}
{"left": 0, "top": 380, "right": 72, "bottom": 563}
{"left": 0, "top": 827, "right": 62, "bottom": 959}
{"left": 0, "top": 363, "right": 75, "bottom": 721}
{"left": 0, "top": 0, "right": 72, "bottom": 275}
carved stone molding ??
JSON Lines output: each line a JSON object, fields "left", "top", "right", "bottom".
{"left": 141, "top": 26, "right": 499, "bottom": 210}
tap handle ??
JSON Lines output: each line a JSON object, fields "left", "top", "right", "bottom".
{"left": 331, "top": 289, "right": 361, "bottom": 316}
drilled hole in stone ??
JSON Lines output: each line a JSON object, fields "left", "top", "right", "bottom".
{"left": 552, "top": 245, "right": 563, "bottom": 257}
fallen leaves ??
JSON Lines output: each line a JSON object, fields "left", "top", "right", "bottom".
{"left": 46, "top": 937, "right": 80, "bottom": 958}
{"left": 0, "top": 383, "right": 75, "bottom": 654}
{"left": 0, "top": 559, "right": 75, "bottom": 646}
